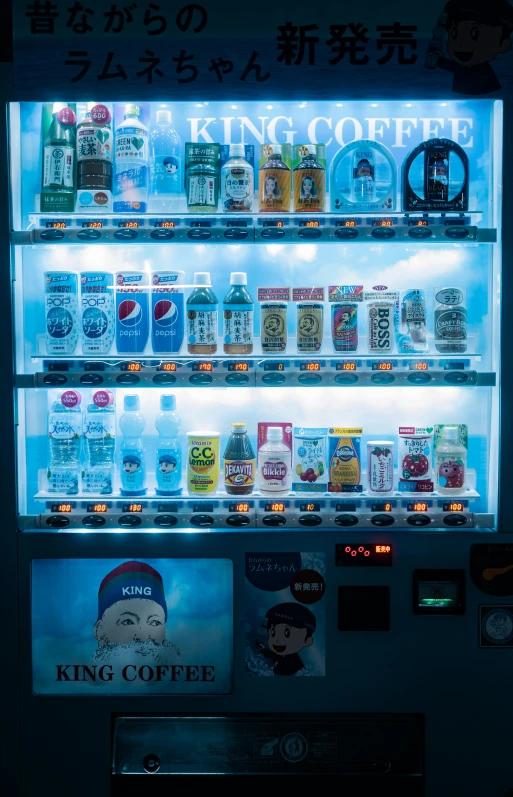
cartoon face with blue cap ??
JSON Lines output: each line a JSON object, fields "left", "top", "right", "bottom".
{"left": 123, "top": 454, "right": 141, "bottom": 474}
{"left": 159, "top": 454, "right": 177, "bottom": 474}
{"left": 163, "top": 156, "right": 179, "bottom": 175}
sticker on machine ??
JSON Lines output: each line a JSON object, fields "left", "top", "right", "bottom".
{"left": 31, "top": 558, "right": 233, "bottom": 694}
{"left": 245, "top": 552, "right": 326, "bottom": 677}
{"left": 479, "top": 605, "right": 513, "bottom": 648}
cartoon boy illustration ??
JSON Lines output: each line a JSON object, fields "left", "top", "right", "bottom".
{"left": 123, "top": 454, "right": 141, "bottom": 475}
{"left": 163, "top": 156, "right": 179, "bottom": 175}
{"left": 256, "top": 602, "right": 316, "bottom": 676}
{"left": 92, "top": 560, "right": 181, "bottom": 670}
{"left": 488, "top": 612, "right": 511, "bottom": 640}
{"left": 432, "top": 0, "right": 513, "bottom": 94}
{"left": 159, "top": 454, "right": 177, "bottom": 475}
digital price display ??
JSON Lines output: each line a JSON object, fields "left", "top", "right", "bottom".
{"left": 159, "top": 362, "right": 177, "bottom": 372}
{"left": 228, "top": 362, "right": 249, "bottom": 372}
{"left": 372, "top": 361, "right": 393, "bottom": 371}
{"left": 86, "top": 503, "right": 108, "bottom": 513}
{"left": 154, "top": 221, "right": 175, "bottom": 228}
{"left": 336, "top": 543, "right": 393, "bottom": 566}
{"left": 300, "top": 220, "right": 320, "bottom": 227}
{"left": 51, "top": 503, "right": 72, "bottom": 513}
{"left": 300, "top": 502, "right": 320, "bottom": 512}
{"left": 263, "top": 362, "right": 284, "bottom": 371}
{"left": 300, "top": 362, "right": 320, "bottom": 371}
{"left": 122, "top": 362, "right": 142, "bottom": 372}
{"left": 336, "top": 361, "right": 357, "bottom": 371}
{"left": 122, "top": 503, "right": 143, "bottom": 513}
{"left": 336, "top": 502, "right": 357, "bottom": 512}
{"left": 192, "top": 362, "right": 213, "bottom": 372}
{"left": 46, "top": 221, "right": 67, "bottom": 228}
{"left": 407, "top": 501, "right": 429, "bottom": 512}
{"left": 263, "top": 220, "right": 284, "bottom": 227}
{"left": 157, "top": 502, "right": 179, "bottom": 513}
{"left": 336, "top": 219, "right": 357, "bottom": 227}
{"left": 443, "top": 502, "right": 465, "bottom": 512}
{"left": 118, "top": 220, "right": 139, "bottom": 228}
{"left": 190, "top": 220, "right": 211, "bottom": 228}
{"left": 372, "top": 218, "right": 393, "bottom": 227}
{"left": 408, "top": 218, "right": 429, "bottom": 226}
{"left": 371, "top": 502, "right": 393, "bottom": 512}
{"left": 82, "top": 221, "right": 103, "bottom": 228}
{"left": 265, "top": 502, "right": 286, "bottom": 512}
{"left": 409, "top": 361, "right": 429, "bottom": 371}
{"left": 229, "top": 502, "right": 250, "bottom": 513}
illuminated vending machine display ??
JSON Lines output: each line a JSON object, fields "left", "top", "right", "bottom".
{"left": 5, "top": 3, "right": 513, "bottom": 795}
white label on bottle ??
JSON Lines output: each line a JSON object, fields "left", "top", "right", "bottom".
{"left": 115, "top": 127, "right": 148, "bottom": 161}
{"left": 49, "top": 413, "right": 82, "bottom": 440}
{"left": 187, "top": 305, "right": 218, "bottom": 347}
{"left": 78, "top": 127, "right": 112, "bottom": 161}
{"left": 259, "top": 454, "right": 290, "bottom": 490}
{"left": 223, "top": 304, "right": 253, "bottom": 346}
{"left": 84, "top": 414, "right": 115, "bottom": 440}
{"left": 43, "top": 145, "right": 74, "bottom": 188}
{"left": 187, "top": 175, "right": 217, "bottom": 207}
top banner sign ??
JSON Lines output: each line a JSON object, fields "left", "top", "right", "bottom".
{"left": 13, "top": 0, "right": 513, "bottom": 99}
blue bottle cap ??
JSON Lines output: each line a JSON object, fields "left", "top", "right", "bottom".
{"left": 124, "top": 394, "right": 140, "bottom": 411}
{"left": 160, "top": 394, "right": 176, "bottom": 411}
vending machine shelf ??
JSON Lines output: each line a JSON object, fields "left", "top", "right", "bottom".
{"left": 22, "top": 366, "right": 494, "bottom": 389}
{"left": 15, "top": 211, "right": 495, "bottom": 245}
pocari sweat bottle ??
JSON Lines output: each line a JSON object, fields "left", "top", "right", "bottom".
{"left": 83, "top": 389, "right": 115, "bottom": 494}
{"left": 149, "top": 108, "right": 182, "bottom": 212}
{"left": 155, "top": 394, "right": 182, "bottom": 495}
{"left": 47, "top": 389, "right": 83, "bottom": 495}
{"left": 120, "top": 394, "right": 147, "bottom": 496}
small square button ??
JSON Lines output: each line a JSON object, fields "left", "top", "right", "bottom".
{"left": 338, "top": 586, "right": 390, "bottom": 631}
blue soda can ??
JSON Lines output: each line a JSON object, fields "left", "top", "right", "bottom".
{"left": 45, "top": 271, "right": 79, "bottom": 355}
{"left": 115, "top": 272, "right": 149, "bottom": 354}
{"left": 80, "top": 272, "right": 115, "bottom": 355}
{"left": 151, "top": 270, "right": 185, "bottom": 354}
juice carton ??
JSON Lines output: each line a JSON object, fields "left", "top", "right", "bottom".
{"left": 293, "top": 427, "right": 327, "bottom": 492}
{"left": 398, "top": 426, "right": 433, "bottom": 493}
{"left": 328, "top": 428, "right": 363, "bottom": 492}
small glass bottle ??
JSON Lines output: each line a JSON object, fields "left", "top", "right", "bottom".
{"left": 223, "top": 422, "right": 256, "bottom": 495}
{"left": 259, "top": 145, "right": 291, "bottom": 212}
{"left": 221, "top": 143, "right": 254, "bottom": 212}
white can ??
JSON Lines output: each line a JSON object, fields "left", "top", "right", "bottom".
{"left": 368, "top": 302, "right": 393, "bottom": 352}
{"left": 367, "top": 440, "right": 394, "bottom": 494}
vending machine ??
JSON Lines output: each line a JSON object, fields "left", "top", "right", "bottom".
{"left": 5, "top": 3, "right": 513, "bottom": 797}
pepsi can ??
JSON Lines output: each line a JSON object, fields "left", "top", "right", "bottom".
{"left": 45, "top": 272, "right": 79, "bottom": 355}
{"left": 80, "top": 272, "right": 115, "bottom": 355}
{"left": 151, "top": 270, "right": 185, "bottom": 354}
{"left": 115, "top": 272, "right": 149, "bottom": 354}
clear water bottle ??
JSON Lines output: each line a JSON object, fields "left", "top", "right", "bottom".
{"left": 47, "top": 389, "right": 83, "bottom": 495}
{"left": 120, "top": 394, "right": 147, "bottom": 496}
{"left": 155, "top": 394, "right": 182, "bottom": 496}
{"left": 83, "top": 389, "right": 115, "bottom": 494}
{"left": 149, "top": 108, "right": 182, "bottom": 212}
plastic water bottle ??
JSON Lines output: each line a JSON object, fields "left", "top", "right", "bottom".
{"left": 114, "top": 104, "right": 149, "bottom": 213}
{"left": 149, "top": 108, "right": 182, "bottom": 212}
{"left": 119, "top": 394, "right": 147, "bottom": 496}
{"left": 83, "top": 390, "right": 115, "bottom": 494}
{"left": 47, "top": 390, "right": 83, "bottom": 495}
{"left": 155, "top": 394, "right": 182, "bottom": 496}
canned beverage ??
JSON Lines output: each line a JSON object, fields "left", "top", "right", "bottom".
{"left": 151, "top": 271, "right": 185, "bottom": 354}
{"left": 368, "top": 302, "right": 393, "bottom": 352}
{"left": 45, "top": 272, "right": 79, "bottom": 355}
{"left": 187, "top": 431, "right": 220, "bottom": 494}
{"left": 332, "top": 303, "right": 358, "bottom": 352}
{"left": 115, "top": 272, "right": 149, "bottom": 354}
{"left": 367, "top": 440, "right": 394, "bottom": 495}
{"left": 434, "top": 287, "right": 467, "bottom": 354}
{"left": 297, "top": 302, "right": 323, "bottom": 352}
{"left": 261, "top": 303, "right": 287, "bottom": 352}
{"left": 80, "top": 272, "right": 115, "bottom": 355}
{"left": 399, "top": 289, "right": 427, "bottom": 353}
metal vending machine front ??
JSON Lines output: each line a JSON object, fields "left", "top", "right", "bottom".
{"left": 7, "top": 3, "right": 513, "bottom": 797}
